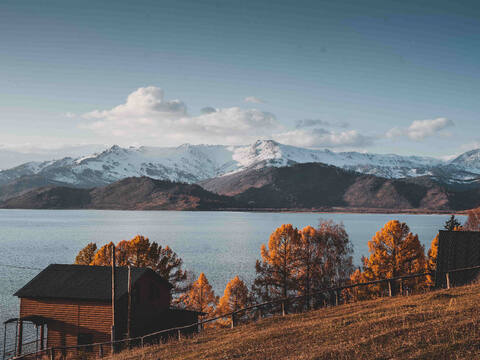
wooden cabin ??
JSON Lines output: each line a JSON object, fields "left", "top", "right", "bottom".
{"left": 7, "top": 264, "right": 202, "bottom": 357}
{"left": 435, "top": 230, "right": 480, "bottom": 288}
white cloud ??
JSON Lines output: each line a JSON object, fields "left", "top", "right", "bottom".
{"left": 64, "top": 112, "right": 77, "bottom": 118}
{"left": 81, "top": 86, "right": 278, "bottom": 145}
{"left": 386, "top": 117, "right": 454, "bottom": 141}
{"left": 274, "top": 128, "right": 372, "bottom": 148}
{"left": 244, "top": 96, "right": 265, "bottom": 104}
{"left": 295, "top": 119, "right": 349, "bottom": 129}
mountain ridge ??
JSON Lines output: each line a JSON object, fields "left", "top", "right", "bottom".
{"left": 1, "top": 140, "right": 480, "bottom": 201}
{"left": 3, "top": 163, "right": 480, "bottom": 211}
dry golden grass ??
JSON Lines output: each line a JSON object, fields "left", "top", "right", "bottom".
{"left": 108, "top": 284, "right": 480, "bottom": 360}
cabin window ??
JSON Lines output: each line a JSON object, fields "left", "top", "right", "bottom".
{"left": 77, "top": 333, "right": 94, "bottom": 352}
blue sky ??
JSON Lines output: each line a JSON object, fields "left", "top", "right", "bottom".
{"left": 1, "top": 0, "right": 480, "bottom": 160}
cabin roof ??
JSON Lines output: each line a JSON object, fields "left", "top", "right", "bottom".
{"left": 14, "top": 264, "right": 172, "bottom": 301}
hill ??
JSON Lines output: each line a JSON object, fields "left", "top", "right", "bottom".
{"left": 3, "top": 163, "right": 480, "bottom": 211}
{"left": 204, "top": 163, "right": 480, "bottom": 211}
{"left": 108, "top": 283, "right": 480, "bottom": 360}
{"left": 0, "top": 177, "right": 236, "bottom": 210}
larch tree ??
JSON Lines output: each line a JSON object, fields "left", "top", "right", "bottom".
{"left": 75, "top": 235, "right": 189, "bottom": 295}
{"left": 360, "top": 220, "right": 426, "bottom": 296}
{"left": 91, "top": 242, "right": 115, "bottom": 265}
{"left": 253, "top": 224, "right": 301, "bottom": 305}
{"left": 463, "top": 208, "right": 480, "bottom": 231}
{"left": 348, "top": 268, "right": 371, "bottom": 301}
{"left": 425, "top": 234, "right": 439, "bottom": 288}
{"left": 295, "top": 226, "right": 317, "bottom": 308}
{"left": 178, "top": 272, "right": 217, "bottom": 319}
{"left": 294, "top": 222, "right": 353, "bottom": 308}
{"left": 74, "top": 242, "right": 97, "bottom": 265}
{"left": 216, "top": 276, "right": 250, "bottom": 327}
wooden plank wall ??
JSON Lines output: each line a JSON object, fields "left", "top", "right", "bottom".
{"left": 20, "top": 298, "right": 112, "bottom": 349}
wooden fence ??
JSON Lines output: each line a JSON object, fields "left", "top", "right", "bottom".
{"left": 12, "top": 265, "right": 480, "bottom": 360}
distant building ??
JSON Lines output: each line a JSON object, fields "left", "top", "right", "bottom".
{"left": 435, "top": 231, "right": 480, "bottom": 288}
{"left": 5, "top": 264, "right": 202, "bottom": 358}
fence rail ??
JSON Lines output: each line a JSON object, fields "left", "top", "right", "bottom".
{"left": 11, "top": 265, "right": 480, "bottom": 360}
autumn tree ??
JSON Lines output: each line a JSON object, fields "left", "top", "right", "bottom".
{"left": 463, "top": 208, "right": 480, "bottom": 231}
{"left": 177, "top": 272, "right": 217, "bottom": 319}
{"left": 253, "top": 224, "right": 301, "bottom": 305}
{"left": 216, "top": 276, "right": 251, "bottom": 327}
{"left": 75, "top": 235, "right": 189, "bottom": 295}
{"left": 355, "top": 220, "right": 426, "bottom": 297}
{"left": 295, "top": 221, "right": 353, "bottom": 308}
{"left": 425, "top": 234, "right": 439, "bottom": 287}
{"left": 74, "top": 242, "right": 97, "bottom": 265}
{"left": 348, "top": 268, "right": 371, "bottom": 301}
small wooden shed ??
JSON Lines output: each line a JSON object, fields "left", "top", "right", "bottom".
{"left": 436, "top": 230, "right": 480, "bottom": 288}
{"left": 6, "top": 264, "right": 201, "bottom": 357}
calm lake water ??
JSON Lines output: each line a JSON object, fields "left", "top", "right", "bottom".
{"left": 0, "top": 210, "right": 465, "bottom": 355}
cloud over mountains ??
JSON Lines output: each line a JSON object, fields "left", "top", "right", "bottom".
{"left": 80, "top": 86, "right": 453, "bottom": 150}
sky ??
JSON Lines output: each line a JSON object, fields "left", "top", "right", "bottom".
{"left": 1, "top": 0, "right": 480, "bottom": 166}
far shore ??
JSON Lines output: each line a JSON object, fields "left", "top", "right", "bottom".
{"left": 0, "top": 206, "right": 468, "bottom": 215}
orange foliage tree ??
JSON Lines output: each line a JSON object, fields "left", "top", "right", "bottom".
{"left": 253, "top": 224, "right": 301, "bottom": 304}
{"left": 463, "top": 208, "right": 480, "bottom": 231}
{"left": 74, "top": 242, "right": 97, "bottom": 265}
{"left": 425, "top": 234, "right": 439, "bottom": 288}
{"left": 75, "top": 235, "right": 189, "bottom": 295}
{"left": 177, "top": 272, "right": 217, "bottom": 319}
{"left": 351, "top": 220, "right": 426, "bottom": 298}
{"left": 295, "top": 221, "right": 353, "bottom": 308}
{"left": 216, "top": 276, "right": 251, "bottom": 327}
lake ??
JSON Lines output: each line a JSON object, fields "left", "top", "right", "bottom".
{"left": 0, "top": 210, "right": 464, "bottom": 356}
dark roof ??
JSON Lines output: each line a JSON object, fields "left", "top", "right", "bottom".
{"left": 14, "top": 264, "right": 172, "bottom": 301}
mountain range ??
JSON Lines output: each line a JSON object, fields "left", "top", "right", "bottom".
{"left": 1, "top": 140, "right": 480, "bottom": 211}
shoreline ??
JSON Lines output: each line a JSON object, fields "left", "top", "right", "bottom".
{"left": 0, "top": 207, "right": 468, "bottom": 215}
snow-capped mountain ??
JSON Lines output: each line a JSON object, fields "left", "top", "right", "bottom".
{"left": 449, "top": 149, "right": 480, "bottom": 174}
{"left": 1, "top": 140, "right": 480, "bottom": 194}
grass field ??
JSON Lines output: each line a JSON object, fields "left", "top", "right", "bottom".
{"left": 108, "top": 283, "right": 480, "bottom": 360}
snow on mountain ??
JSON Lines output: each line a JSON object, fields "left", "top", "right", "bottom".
{"left": 232, "top": 140, "right": 443, "bottom": 178}
{"left": 449, "top": 149, "right": 480, "bottom": 174}
{"left": 1, "top": 140, "right": 480, "bottom": 189}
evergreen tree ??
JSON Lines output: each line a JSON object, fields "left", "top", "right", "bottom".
{"left": 444, "top": 215, "right": 461, "bottom": 231}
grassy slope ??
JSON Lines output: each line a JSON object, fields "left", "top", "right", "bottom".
{"left": 109, "top": 284, "right": 480, "bottom": 360}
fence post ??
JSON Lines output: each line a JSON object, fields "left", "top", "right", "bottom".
{"left": 446, "top": 272, "right": 450, "bottom": 289}
{"left": 281, "top": 300, "right": 286, "bottom": 316}
{"left": 335, "top": 290, "right": 340, "bottom": 306}
{"left": 231, "top": 313, "right": 236, "bottom": 329}
{"left": 99, "top": 344, "right": 104, "bottom": 358}
{"left": 50, "top": 348, "right": 54, "bottom": 360}
{"left": 388, "top": 280, "right": 393, "bottom": 297}
{"left": 177, "top": 329, "right": 182, "bottom": 341}
{"left": 258, "top": 306, "right": 263, "bottom": 320}
{"left": 141, "top": 337, "right": 144, "bottom": 348}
